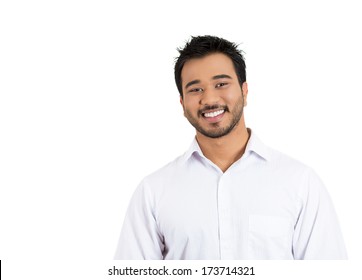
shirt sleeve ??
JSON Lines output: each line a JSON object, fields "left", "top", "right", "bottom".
{"left": 292, "top": 169, "right": 347, "bottom": 259}
{"left": 114, "top": 179, "right": 164, "bottom": 259}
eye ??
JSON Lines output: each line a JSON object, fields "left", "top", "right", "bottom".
{"left": 216, "top": 82, "right": 228, "bottom": 88}
{"left": 188, "top": 88, "right": 203, "bottom": 93}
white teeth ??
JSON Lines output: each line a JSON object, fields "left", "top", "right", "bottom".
{"left": 204, "top": 110, "right": 224, "bottom": 118}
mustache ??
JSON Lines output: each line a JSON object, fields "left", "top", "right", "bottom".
{"left": 198, "top": 104, "right": 229, "bottom": 117}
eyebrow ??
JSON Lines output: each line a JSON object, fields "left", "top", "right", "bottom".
{"left": 185, "top": 79, "right": 201, "bottom": 90}
{"left": 212, "top": 74, "right": 232, "bottom": 80}
{"left": 184, "top": 74, "right": 233, "bottom": 90}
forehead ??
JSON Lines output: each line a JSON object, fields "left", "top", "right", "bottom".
{"left": 181, "top": 53, "right": 236, "bottom": 83}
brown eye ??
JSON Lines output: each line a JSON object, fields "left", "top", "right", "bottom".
{"left": 189, "top": 88, "right": 203, "bottom": 93}
{"left": 216, "top": 83, "right": 227, "bottom": 88}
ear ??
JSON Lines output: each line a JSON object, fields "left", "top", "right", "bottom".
{"left": 180, "top": 96, "right": 186, "bottom": 116}
{"left": 242, "top": 82, "right": 248, "bottom": 106}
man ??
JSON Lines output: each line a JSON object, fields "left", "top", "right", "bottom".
{"left": 115, "top": 35, "right": 347, "bottom": 260}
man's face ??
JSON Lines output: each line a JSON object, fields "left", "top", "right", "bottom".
{"left": 180, "top": 53, "right": 248, "bottom": 139}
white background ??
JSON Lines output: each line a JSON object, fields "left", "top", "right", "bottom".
{"left": 1, "top": 0, "right": 361, "bottom": 279}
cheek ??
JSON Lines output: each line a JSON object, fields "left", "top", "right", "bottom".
{"left": 182, "top": 97, "right": 198, "bottom": 110}
{"left": 224, "top": 89, "right": 243, "bottom": 103}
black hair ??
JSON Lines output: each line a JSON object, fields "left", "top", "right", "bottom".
{"left": 174, "top": 35, "right": 246, "bottom": 97}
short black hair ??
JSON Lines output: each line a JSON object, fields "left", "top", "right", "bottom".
{"left": 174, "top": 35, "right": 246, "bottom": 97}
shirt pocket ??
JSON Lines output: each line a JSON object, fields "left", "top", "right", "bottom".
{"left": 248, "top": 214, "right": 293, "bottom": 259}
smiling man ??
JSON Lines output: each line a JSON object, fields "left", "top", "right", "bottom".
{"left": 180, "top": 52, "right": 249, "bottom": 173}
{"left": 115, "top": 35, "right": 347, "bottom": 260}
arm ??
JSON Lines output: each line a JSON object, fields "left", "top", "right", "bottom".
{"left": 114, "top": 180, "right": 164, "bottom": 259}
{"left": 292, "top": 169, "right": 347, "bottom": 259}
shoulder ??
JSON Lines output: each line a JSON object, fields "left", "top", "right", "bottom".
{"left": 128, "top": 154, "right": 185, "bottom": 208}
{"left": 139, "top": 153, "right": 185, "bottom": 191}
{"left": 265, "top": 146, "right": 327, "bottom": 197}
{"left": 266, "top": 145, "right": 313, "bottom": 174}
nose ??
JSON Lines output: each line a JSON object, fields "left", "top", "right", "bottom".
{"left": 199, "top": 87, "right": 221, "bottom": 106}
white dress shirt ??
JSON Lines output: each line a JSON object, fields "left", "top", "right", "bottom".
{"left": 115, "top": 130, "right": 347, "bottom": 260}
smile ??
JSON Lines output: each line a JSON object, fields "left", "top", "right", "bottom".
{"left": 203, "top": 109, "right": 225, "bottom": 118}
{"left": 201, "top": 109, "right": 226, "bottom": 123}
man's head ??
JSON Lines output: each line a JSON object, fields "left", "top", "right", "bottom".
{"left": 174, "top": 35, "right": 246, "bottom": 98}
{"left": 175, "top": 36, "right": 248, "bottom": 139}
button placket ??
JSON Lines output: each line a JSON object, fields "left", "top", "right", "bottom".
{"left": 217, "top": 174, "right": 233, "bottom": 259}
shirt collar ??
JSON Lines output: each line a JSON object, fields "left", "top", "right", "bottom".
{"left": 244, "top": 129, "right": 271, "bottom": 161}
{"left": 181, "top": 129, "right": 271, "bottom": 165}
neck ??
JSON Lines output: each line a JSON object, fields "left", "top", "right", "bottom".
{"left": 196, "top": 118, "right": 250, "bottom": 172}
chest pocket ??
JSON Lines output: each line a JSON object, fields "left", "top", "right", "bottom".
{"left": 248, "top": 214, "right": 294, "bottom": 259}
